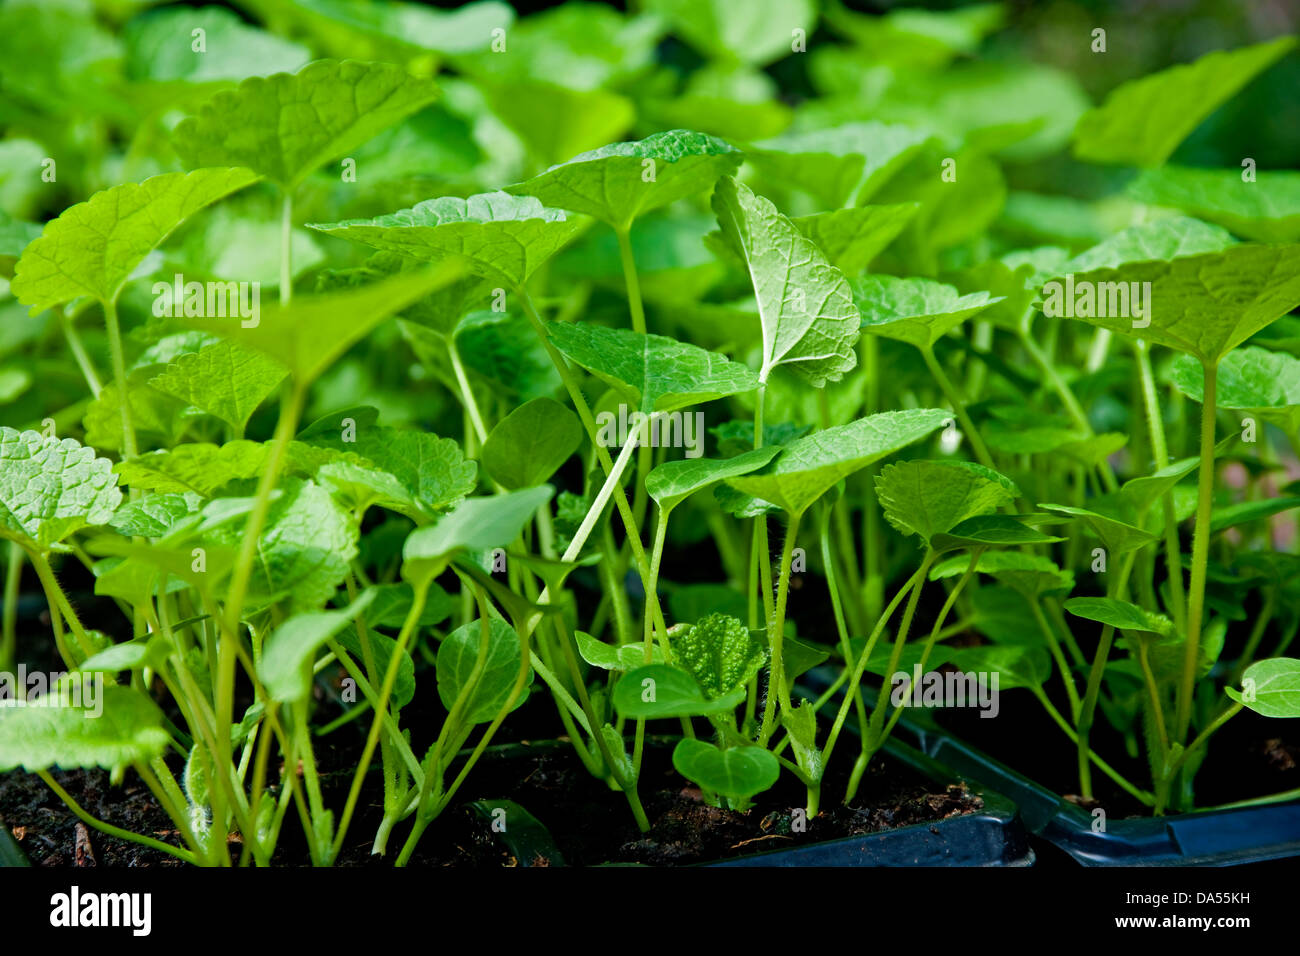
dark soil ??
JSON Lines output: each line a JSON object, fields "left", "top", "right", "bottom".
{"left": 2, "top": 736, "right": 982, "bottom": 867}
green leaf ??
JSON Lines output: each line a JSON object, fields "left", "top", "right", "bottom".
{"left": 671, "top": 739, "right": 780, "bottom": 801}
{"left": 293, "top": 0, "right": 513, "bottom": 56}
{"left": 547, "top": 322, "right": 760, "bottom": 415}
{"left": 0, "top": 684, "right": 171, "bottom": 772}
{"left": 191, "top": 261, "right": 463, "bottom": 385}
{"left": 79, "top": 638, "right": 166, "bottom": 675}
{"left": 506, "top": 129, "right": 741, "bottom": 230}
{"left": 0, "top": 429, "right": 122, "bottom": 553}
{"left": 726, "top": 409, "right": 950, "bottom": 517}
{"left": 1226, "top": 658, "right": 1300, "bottom": 718}
{"left": 1170, "top": 347, "right": 1300, "bottom": 438}
{"left": 334, "top": 624, "right": 418, "bottom": 710}
{"left": 481, "top": 397, "right": 583, "bottom": 491}
{"left": 783, "top": 636, "right": 831, "bottom": 690}
{"left": 0, "top": 210, "right": 41, "bottom": 259}
{"left": 109, "top": 492, "right": 201, "bottom": 538}
{"left": 1042, "top": 244, "right": 1300, "bottom": 366}
{"left": 1071, "top": 38, "right": 1296, "bottom": 167}
{"left": 574, "top": 631, "right": 665, "bottom": 671}
{"left": 482, "top": 81, "right": 635, "bottom": 168}
{"left": 1209, "top": 497, "right": 1300, "bottom": 534}
{"left": 780, "top": 698, "right": 823, "bottom": 781}
{"left": 149, "top": 341, "right": 287, "bottom": 433}
{"left": 929, "top": 514, "right": 1065, "bottom": 552}
{"left": 852, "top": 275, "right": 1001, "bottom": 349}
{"left": 436, "top": 615, "right": 531, "bottom": 724}
{"left": 1060, "top": 216, "right": 1238, "bottom": 274}
{"left": 612, "top": 664, "right": 746, "bottom": 718}
{"left": 124, "top": 5, "right": 310, "bottom": 83}
{"left": 11, "top": 168, "right": 258, "bottom": 311}
{"left": 790, "top": 204, "right": 920, "bottom": 275}
{"left": 934, "top": 550, "right": 1073, "bottom": 600}
{"left": 746, "top": 122, "right": 932, "bottom": 209}
{"left": 1064, "top": 597, "right": 1173, "bottom": 636}
{"left": 113, "top": 440, "right": 269, "bottom": 497}
{"left": 1130, "top": 167, "right": 1300, "bottom": 243}
{"left": 645, "top": 446, "right": 781, "bottom": 513}
{"left": 301, "top": 423, "right": 477, "bottom": 521}
{"left": 648, "top": 0, "right": 816, "bottom": 66}
{"left": 308, "top": 192, "right": 585, "bottom": 290}
{"left": 260, "top": 591, "right": 377, "bottom": 703}
{"left": 875, "top": 460, "right": 1018, "bottom": 545}
{"left": 1038, "top": 503, "right": 1158, "bottom": 556}
{"left": 711, "top": 177, "right": 860, "bottom": 386}
{"left": 1119, "top": 453, "right": 1210, "bottom": 522}
{"left": 208, "top": 478, "right": 358, "bottom": 614}
{"left": 402, "top": 486, "right": 553, "bottom": 582}
{"left": 172, "top": 59, "right": 439, "bottom": 190}
{"left": 669, "top": 613, "right": 766, "bottom": 699}
{"left": 945, "top": 644, "right": 1050, "bottom": 691}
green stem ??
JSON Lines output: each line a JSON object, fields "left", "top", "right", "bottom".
{"left": 1075, "top": 551, "right": 1135, "bottom": 798}
{"left": 102, "top": 297, "right": 136, "bottom": 461}
{"left": 1135, "top": 340, "right": 1186, "bottom": 631}
{"left": 58, "top": 307, "right": 103, "bottom": 397}
{"left": 1030, "top": 596, "right": 1081, "bottom": 720}
{"left": 1032, "top": 689, "right": 1154, "bottom": 806}
{"left": 1177, "top": 361, "right": 1217, "bottom": 743}
{"left": 758, "top": 513, "right": 801, "bottom": 745}
{"left": 1, "top": 542, "right": 21, "bottom": 673}
{"left": 920, "top": 345, "right": 996, "bottom": 472}
{"left": 614, "top": 225, "right": 647, "bottom": 335}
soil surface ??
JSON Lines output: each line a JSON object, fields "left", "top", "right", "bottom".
{"left": 2, "top": 738, "right": 982, "bottom": 867}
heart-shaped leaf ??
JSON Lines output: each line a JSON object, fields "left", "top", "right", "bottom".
{"left": 0, "top": 684, "right": 171, "bottom": 771}
{"left": 260, "top": 590, "right": 377, "bottom": 703}
{"left": 11, "top": 168, "right": 258, "bottom": 311}
{"left": 852, "top": 275, "right": 1001, "bottom": 348}
{"left": 481, "top": 397, "right": 584, "bottom": 491}
{"left": 0, "top": 429, "right": 122, "bottom": 554}
{"left": 711, "top": 177, "right": 860, "bottom": 386}
{"left": 1042, "top": 244, "right": 1300, "bottom": 366}
{"left": 192, "top": 261, "right": 463, "bottom": 385}
{"left": 1226, "top": 658, "right": 1300, "bottom": 718}
{"left": 506, "top": 129, "right": 741, "bottom": 230}
{"left": 669, "top": 613, "right": 766, "bottom": 700}
{"left": 671, "top": 739, "right": 780, "bottom": 801}
{"left": 611, "top": 664, "right": 746, "bottom": 718}
{"left": 402, "top": 486, "right": 553, "bottom": 582}
{"left": 790, "top": 204, "right": 920, "bottom": 275}
{"left": 574, "top": 631, "right": 665, "bottom": 671}
{"left": 1129, "top": 167, "right": 1300, "bottom": 243}
{"left": 645, "top": 445, "right": 781, "bottom": 513}
{"left": 648, "top": 0, "right": 816, "bottom": 66}
{"left": 546, "top": 321, "right": 761, "bottom": 415}
{"left": 746, "top": 122, "right": 932, "bottom": 208}
{"left": 1071, "top": 37, "right": 1296, "bottom": 167}
{"left": 1060, "top": 216, "right": 1237, "bottom": 275}
{"left": 308, "top": 192, "right": 585, "bottom": 290}
{"left": 172, "top": 59, "right": 440, "bottom": 190}
{"left": 725, "top": 409, "right": 950, "bottom": 517}
{"left": 875, "top": 459, "right": 1019, "bottom": 545}
{"left": 1170, "top": 347, "right": 1300, "bottom": 438}
{"left": 437, "top": 615, "right": 533, "bottom": 725}
{"left": 149, "top": 341, "right": 287, "bottom": 434}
